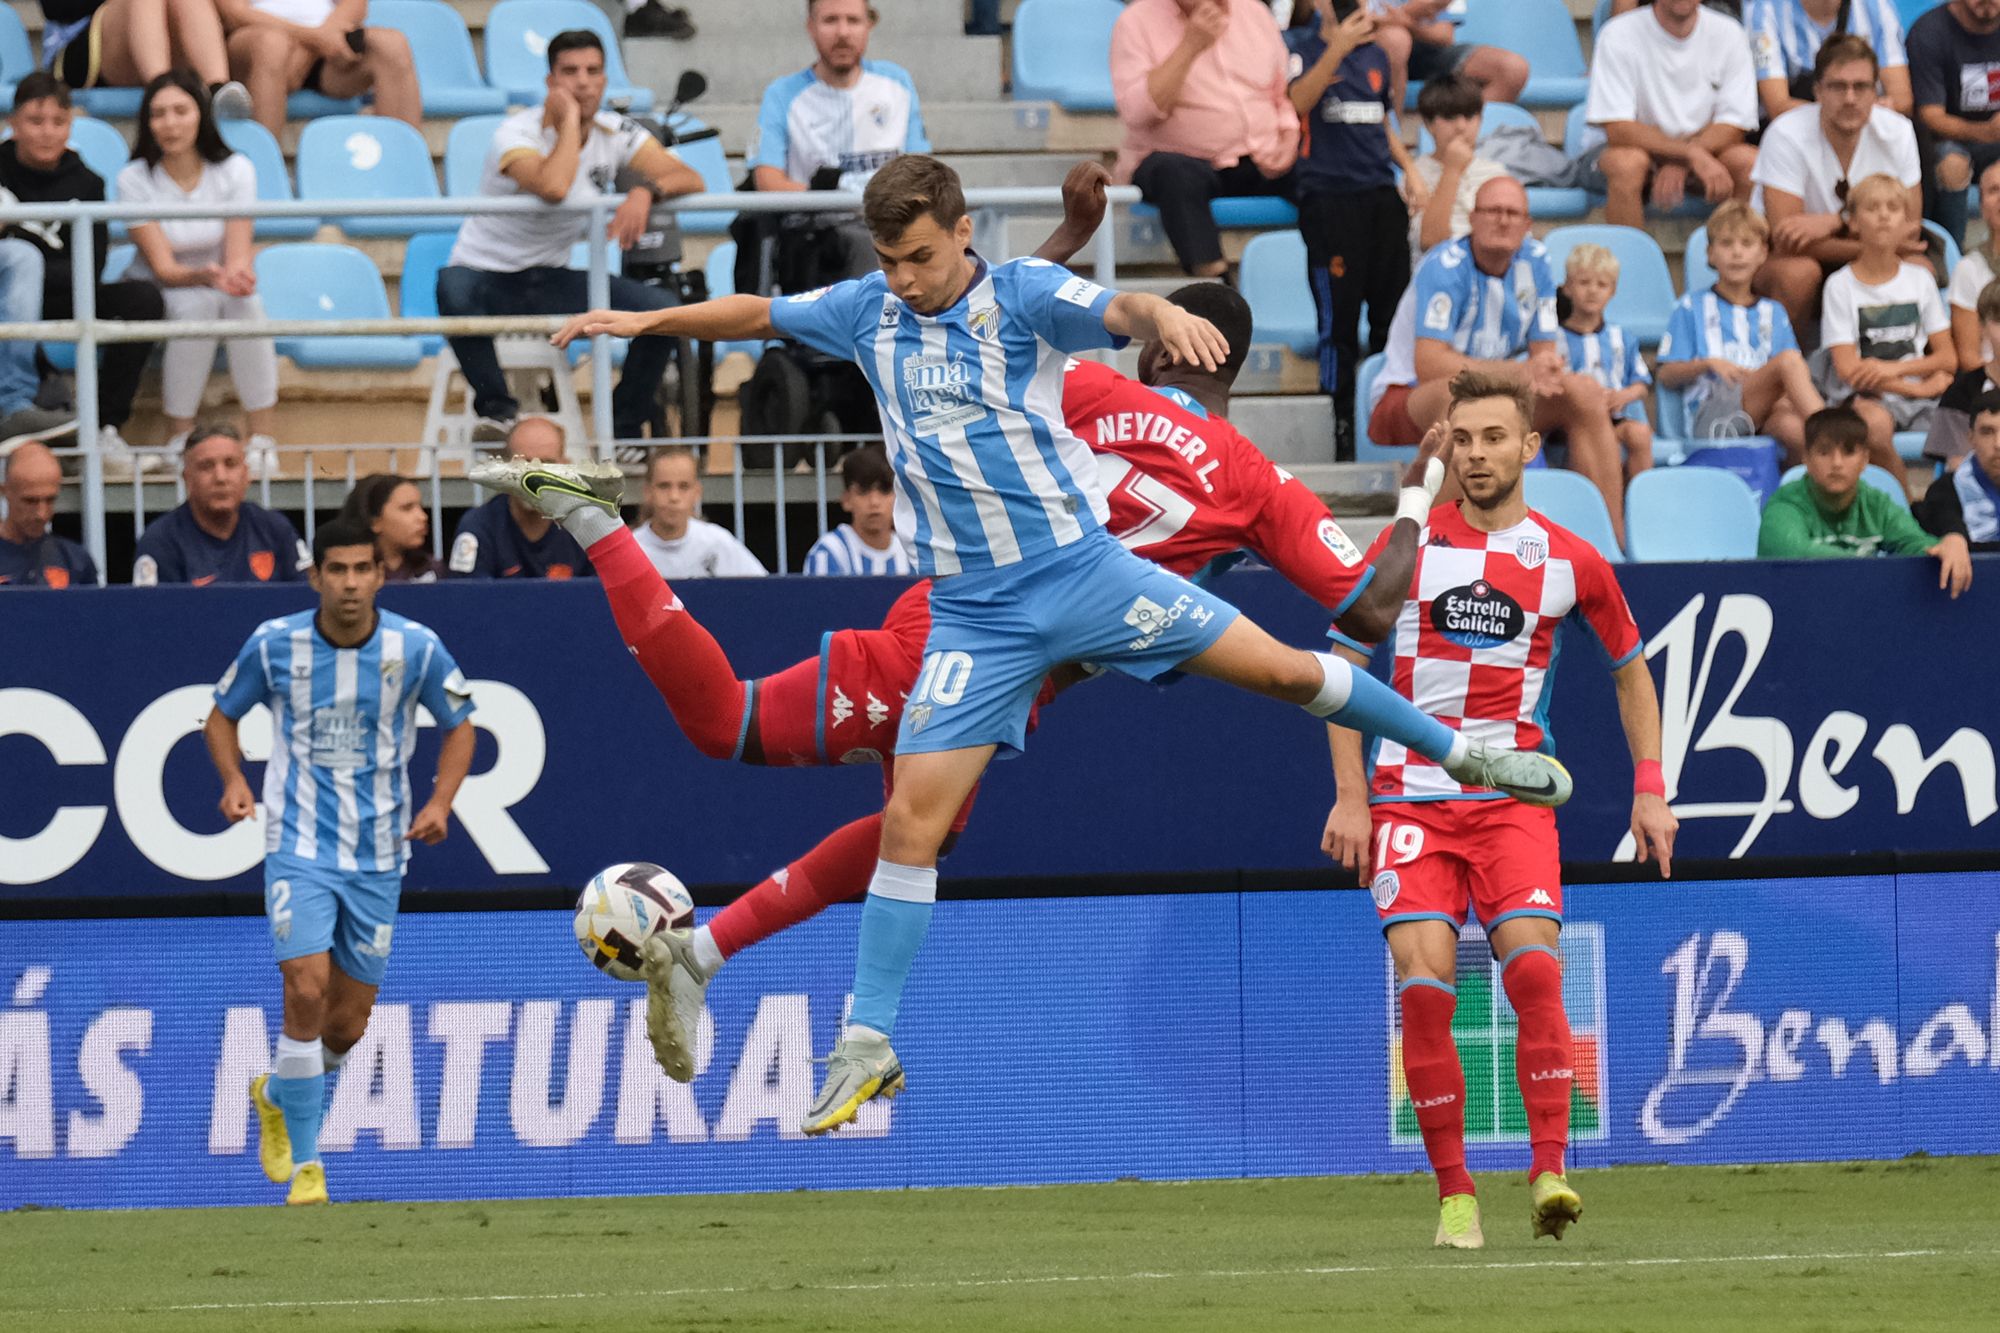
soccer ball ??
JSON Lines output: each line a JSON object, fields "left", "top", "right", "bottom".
{"left": 574, "top": 862, "right": 693, "bottom": 981}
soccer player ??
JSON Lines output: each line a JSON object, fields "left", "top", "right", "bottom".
{"left": 536, "top": 153, "right": 1569, "bottom": 1136}
{"left": 1322, "top": 369, "right": 1678, "bottom": 1249}
{"left": 202, "top": 518, "right": 477, "bottom": 1204}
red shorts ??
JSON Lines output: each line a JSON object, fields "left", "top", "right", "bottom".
{"left": 1367, "top": 383, "right": 1422, "bottom": 449}
{"left": 1367, "top": 799, "right": 1562, "bottom": 930}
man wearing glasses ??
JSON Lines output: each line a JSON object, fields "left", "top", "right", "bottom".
{"left": 1752, "top": 35, "right": 1926, "bottom": 332}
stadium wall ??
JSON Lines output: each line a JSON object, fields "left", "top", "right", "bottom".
{"left": 2, "top": 873, "right": 1997, "bottom": 1208}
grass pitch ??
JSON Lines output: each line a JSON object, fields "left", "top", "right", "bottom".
{"left": 4, "top": 1157, "right": 1995, "bottom": 1331}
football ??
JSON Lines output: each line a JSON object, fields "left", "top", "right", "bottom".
{"left": 574, "top": 862, "right": 694, "bottom": 981}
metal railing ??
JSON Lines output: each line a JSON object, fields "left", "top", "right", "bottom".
{"left": 0, "top": 184, "right": 1137, "bottom": 580}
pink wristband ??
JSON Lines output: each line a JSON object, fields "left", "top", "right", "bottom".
{"left": 1635, "top": 759, "right": 1665, "bottom": 799}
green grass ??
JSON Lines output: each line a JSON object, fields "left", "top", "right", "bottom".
{"left": 4, "top": 1158, "right": 1996, "bottom": 1331}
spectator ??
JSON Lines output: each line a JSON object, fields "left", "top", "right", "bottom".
{"left": 1111, "top": 0, "right": 1299, "bottom": 278}
{"left": 0, "top": 242, "right": 71, "bottom": 452}
{"left": 217, "top": 0, "right": 421, "bottom": 139}
{"left": 132, "top": 424, "right": 309, "bottom": 585}
{"left": 633, "top": 447, "right": 767, "bottom": 578}
{"left": 1907, "top": 0, "right": 2000, "bottom": 249}
{"left": 803, "top": 445, "right": 909, "bottom": 575}
{"left": 747, "top": 0, "right": 929, "bottom": 284}
{"left": 1760, "top": 404, "right": 1973, "bottom": 595}
{"left": 338, "top": 472, "right": 435, "bottom": 582}
{"left": 1915, "top": 387, "right": 2000, "bottom": 549}
{"left": 1812, "top": 171, "right": 1954, "bottom": 480}
{"left": 0, "top": 441, "right": 96, "bottom": 587}
{"left": 1369, "top": 177, "right": 1633, "bottom": 541}
{"left": 1285, "top": 1, "right": 1420, "bottom": 434}
{"left": 1945, "top": 158, "right": 2000, "bottom": 367}
{"left": 1657, "top": 200, "right": 1823, "bottom": 458}
{"left": 1587, "top": 0, "right": 1760, "bottom": 229}
{"left": 449, "top": 417, "right": 596, "bottom": 579}
{"left": 1368, "top": 1, "right": 1528, "bottom": 121}
{"left": 119, "top": 70, "right": 281, "bottom": 477}
{"left": 1409, "top": 73, "right": 1507, "bottom": 257}
{"left": 1751, "top": 35, "right": 1924, "bottom": 332}
{"left": 1924, "top": 276, "right": 2000, "bottom": 466}
{"left": 623, "top": 0, "right": 695, "bottom": 40}
{"left": 437, "top": 29, "right": 703, "bottom": 442}
{"left": 1745, "top": 0, "right": 1913, "bottom": 122}
{"left": 40, "top": 0, "right": 254, "bottom": 119}
{"left": 1558, "top": 244, "right": 1655, "bottom": 479}
{"left": 0, "top": 73, "right": 166, "bottom": 471}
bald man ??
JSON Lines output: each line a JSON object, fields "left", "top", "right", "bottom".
{"left": 0, "top": 441, "right": 95, "bottom": 587}
{"left": 447, "top": 417, "right": 600, "bottom": 579}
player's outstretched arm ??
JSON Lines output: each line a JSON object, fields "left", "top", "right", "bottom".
{"left": 1104, "top": 292, "right": 1227, "bottom": 372}
{"left": 1612, "top": 656, "right": 1677, "bottom": 879}
{"left": 1336, "top": 424, "right": 1452, "bottom": 642}
{"left": 202, "top": 706, "right": 256, "bottom": 824}
{"left": 1321, "top": 647, "right": 1375, "bottom": 885}
{"left": 551, "top": 295, "right": 778, "bottom": 349}
{"left": 408, "top": 719, "right": 477, "bottom": 846}
{"left": 1031, "top": 161, "right": 1111, "bottom": 265}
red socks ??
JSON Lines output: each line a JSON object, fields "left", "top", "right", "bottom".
{"left": 706, "top": 813, "right": 883, "bottom": 959}
{"left": 590, "top": 528, "right": 748, "bottom": 760}
{"left": 1502, "top": 945, "right": 1573, "bottom": 1181}
{"left": 1399, "top": 980, "right": 1474, "bottom": 1200}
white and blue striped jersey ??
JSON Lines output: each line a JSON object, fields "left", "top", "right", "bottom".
{"left": 749, "top": 61, "right": 930, "bottom": 190}
{"left": 1561, "top": 323, "right": 1651, "bottom": 423}
{"left": 1659, "top": 287, "right": 1800, "bottom": 419}
{"left": 1412, "top": 235, "right": 1561, "bottom": 361}
{"left": 213, "top": 609, "right": 476, "bottom": 874}
{"left": 1747, "top": 0, "right": 1907, "bottom": 88}
{"left": 803, "top": 523, "right": 915, "bottom": 576}
{"left": 769, "top": 257, "right": 1125, "bottom": 576}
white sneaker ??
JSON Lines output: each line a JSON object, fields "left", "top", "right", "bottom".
{"left": 247, "top": 434, "right": 280, "bottom": 480}
{"left": 97, "top": 426, "right": 162, "bottom": 481}
{"left": 211, "top": 81, "right": 254, "bottom": 121}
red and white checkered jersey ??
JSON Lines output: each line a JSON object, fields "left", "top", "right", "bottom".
{"left": 1346, "top": 501, "right": 1643, "bottom": 803}
{"left": 1061, "top": 358, "right": 1374, "bottom": 614}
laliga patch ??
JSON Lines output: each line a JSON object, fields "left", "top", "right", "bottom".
{"left": 1370, "top": 869, "right": 1401, "bottom": 910}
{"left": 1056, "top": 276, "right": 1106, "bottom": 309}
{"left": 449, "top": 532, "right": 479, "bottom": 575}
{"left": 1423, "top": 292, "right": 1453, "bottom": 331}
{"left": 1431, "top": 579, "right": 1526, "bottom": 649}
{"left": 1318, "top": 517, "right": 1362, "bottom": 567}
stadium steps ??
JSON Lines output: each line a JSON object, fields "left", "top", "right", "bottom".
{"left": 1227, "top": 394, "right": 1338, "bottom": 466}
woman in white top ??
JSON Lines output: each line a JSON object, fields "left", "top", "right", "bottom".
{"left": 1946, "top": 158, "right": 2000, "bottom": 370}
{"left": 118, "top": 70, "right": 280, "bottom": 471}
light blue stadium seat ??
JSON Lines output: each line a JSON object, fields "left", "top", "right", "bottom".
{"left": 1131, "top": 196, "right": 1299, "bottom": 232}
{"left": 484, "top": 0, "right": 654, "bottom": 112}
{"left": 1896, "top": 0, "right": 1941, "bottom": 32}
{"left": 0, "top": 6, "right": 31, "bottom": 108}
{"left": 1416, "top": 102, "right": 1588, "bottom": 220}
{"left": 1656, "top": 384, "right": 1688, "bottom": 441}
{"left": 296, "top": 116, "right": 450, "bottom": 237}
{"left": 1538, "top": 224, "right": 1676, "bottom": 346}
{"left": 63, "top": 116, "right": 129, "bottom": 190}
{"left": 444, "top": 115, "right": 507, "bottom": 197}
{"left": 217, "top": 120, "right": 318, "bottom": 239}
{"left": 369, "top": 0, "right": 508, "bottom": 117}
{"left": 1922, "top": 218, "right": 1962, "bottom": 278}
{"left": 1623, "top": 466, "right": 1760, "bottom": 561}
{"left": 1524, "top": 469, "right": 1625, "bottom": 561}
{"left": 72, "top": 88, "right": 140, "bottom": 118}
{"left": 255, "top": 242, "right": 425, "bottom": 369}
{"left": 1779, "top": 462, "right": 1912, "bottom": 502}
{"left": 703, "top": 241, "right": 764, "bottom": 364}
{"left": 40, "top": 234, "right": 143, "bottom": 371}
{"left": 1354, "top": 352, "right": 1418, "bottom": 465}
{"left": 399, "top": 230, "right": 456, "bottom": 358}
{"left": 286, "top": 89, "right": 365, "bottom": 120}
{"left": 665, "top": 114, "right": 736, "bottom": 235}
{"left": 1459, "top": 0, "right": 1590, "bottom": 108}
{"left": 1681, "top": 226, "right": 1714, "bottom": 295}
{"left": 1012, "top": 0, "right": 1119, "bottom": 112}
{"left": 1239, "top": 232, "right": 1317, "bottom": 358}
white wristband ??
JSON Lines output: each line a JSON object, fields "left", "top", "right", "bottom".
{"left": 1395, "top": 487, "right": 1432, "bottom": 526}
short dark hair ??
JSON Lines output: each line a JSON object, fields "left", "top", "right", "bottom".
{"left": 134, "top": 71, "right": 230, "bottom": 168}
{"left": 1815, "top": 33, "right": 1879, "bottom": 83}
{"left": 646, "top": 445, "right": 700, "bottom": 482}
{"left": 839, "top": 445, "right": 894, "bottom": 492}
{"left": 1803, "top": 405, "right": 1869, "bottom": 453}
{"left": 184, "top": 421, "right": 243, "bottom": 454}
{"left": 807, "top": 0, "right": 877, "bottom": 15}
{"left": 862, "top": 154, "right": 966, "bottom": 240}
{"left": 1448, "top": 368, "right": 1535, "bottom": 433}
{"left": 1167, "top": 282, "right": 1253, "bottom": 385}
{"left": 1970, "top": 389, "right": 2000, "bottom": 431}
{"left": 313, "top": 517, "right": 379, "bottom": 565}
{"left": 11, "top": 72, "right": 71, "bottom": 113}
{"left": 1417, "top": 75, "right": 1483, "bottom": 124}
{"left": 546, "top": 29, "right": 604, "bottom": 71}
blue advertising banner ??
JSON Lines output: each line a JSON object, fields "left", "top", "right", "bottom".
{"left": 1, "top": 556, "right": 1995, "bottom": 898}
{"left": 2, "top": 874, "right": 1996, "bottom": 1208}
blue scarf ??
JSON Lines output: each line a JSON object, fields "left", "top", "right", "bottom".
{"left": 1955, "top": 458, "right": 2000, "bottom": 543}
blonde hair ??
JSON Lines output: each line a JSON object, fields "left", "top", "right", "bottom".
{"left": 1844, "top": 172, "right": 1908, "bottom": 217}
{"left": 1706, "top": 200, "right": 1769, "bottom": 247}
{"left": 1564, "top": 243, "right": 1619, "bottom": 282}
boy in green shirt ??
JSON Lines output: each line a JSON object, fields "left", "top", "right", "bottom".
{"left": 1759, "top": 405, "right": 1973, "bottom": 596}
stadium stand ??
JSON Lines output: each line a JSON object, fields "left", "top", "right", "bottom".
{"left": 0, "top": 6, "right": 28, "bottom": 110}
{"left": 1525, "top": 468, "right": 1626, "bottom": 562}
{"left": 369, "top": 0, "right": 509, "bottom": 118}
{"left": 1539, "top": 224, "right": 1678, "bottom": 347}
{"left": 1011, "top": 0, "right": 1120, "bottom": 113}
{"left": 1623, "top": 465, "right": 1762, "bottom": 561}
{"left": 1458, "top": 0, "right": 1592, "bottom": 110}
{"left": 1239, "top": 232, "right": 1316, "bottom": 360}
{"left": 442, "top": 114, "right": 507, "bottom": 200}
{"left": 295, "top": 116, "right": 452, "bottom": 238}
{"left": 216, "top": 120, "right": 318, "bottom": 240}
{"left": 254, "top": 242, "right": 426, "bottom": 370}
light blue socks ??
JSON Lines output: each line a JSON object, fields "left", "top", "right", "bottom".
{"left": 1306, "top": 651, "right": 1466, "bottom": 767}
{"left": 269, "top": 1034, "right": 325, "bottom": 1167}
{"left": 847, "top": 860, "right": 939, "bottom": 1040}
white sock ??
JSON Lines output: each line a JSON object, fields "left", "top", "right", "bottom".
{"left": 847, "top": 1022, "right": 888, "bottom": 1043}
{"left": 563, "top": 505, "right": 623, "bottom": 548}
{"left": 273, "top": 1034, "right": 323, "bottom": 1080}
{"left": 690, "top": 924, "right": 724, "bottom": 977}
{"left": 1444, "top": 734, "right": 1470, "bottom": 767}
{"left": 868, "top": 859, "right": 939, "bottom": 903}
{"left": 1304, "top": 651, "right": 1354, "bottom": 718}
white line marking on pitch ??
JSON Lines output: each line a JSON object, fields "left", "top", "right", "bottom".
{"left": 46, "top": 1247, "right": 1990, "bottom": 1316}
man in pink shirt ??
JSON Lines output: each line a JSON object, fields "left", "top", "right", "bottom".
{"left": 1112, "top": 0, "right": 1300, "bottom": 277}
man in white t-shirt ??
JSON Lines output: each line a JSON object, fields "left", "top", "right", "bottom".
{"left": 438, "top": 29, "right": 704, "bottom": 442}
{"left": 632, "top": 448, "right": 768, "bottom": 579}
{"left": 803, "top": 444, "right": 912, "bottom": 575}
{"left": 217, "top": 0, "right": 420, "bottom": 137}
{"left": 1586, "top": 0, "right": 1760, "bottom": 228}
{"left": 1751, "top": 35, "right": 1925, "bottom": 330}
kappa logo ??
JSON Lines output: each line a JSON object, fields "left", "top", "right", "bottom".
{"left": 1526, "top": 888, "right": 1555, "bottom": 907}
{"left": 865, "top": 692, "right": 890, "bottom": 728}
{"left": 831, "top": 686, "right": 854, "bottom": 727}
{"left": 1516, "top": 536, "right": 1548, "bottom": 570}
{"left": 772, "top": 867, "right": 790, "bottom": 895}
{"left": 1370, "top": 869, "right": 1401, "bottom": 910}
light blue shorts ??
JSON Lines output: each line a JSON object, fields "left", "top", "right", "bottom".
{"left": 899, "top": 531, "right": 1239, "bottom": 757}
{"left": 264, "top": 853, "right": 404, "bottom": 987}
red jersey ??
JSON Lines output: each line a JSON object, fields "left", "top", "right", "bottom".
{"left": 1352, "top": 501, "right": 1643, "bottom": 804}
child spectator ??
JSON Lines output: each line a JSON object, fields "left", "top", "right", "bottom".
{"left": 1558, "top": 243, "right": 1654, "bottom": 479}
{"left": 1760, "top": 405, "right": 1972, "bottom": 598}
{"left": 804, "top": 445, "right": 910, "bottom": 575}
{"left": 1915, "top": 387, "right": 2000, "bottom": 553}
{"left": 1657, "top": 201, "right": 1823, "bottom": 461}
{"left": 1409, "top": 74, "right": 1507, "bottom": 258}
{"left": 1811, "top": 172, "right": 1954, "bottom": 486}
{"left": 1924, "top": 277, "right": 2000, "bottom": 468}
{"left": 1285, "top": 0, "right": 1422, "bottom": 443}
